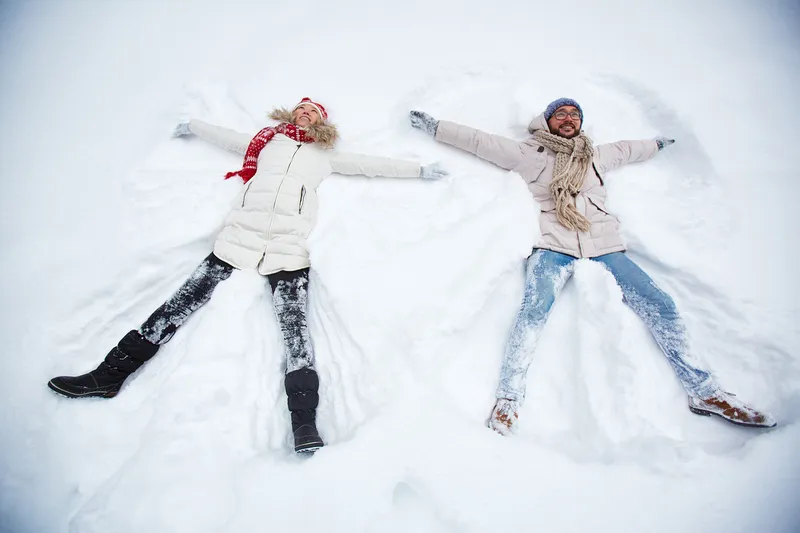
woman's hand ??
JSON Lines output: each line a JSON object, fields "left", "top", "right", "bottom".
{"left": 172, "top": 123, "right": 192, "bottom": 138}
{"left": 420, "top": 162, "right": 448, "bottom": 179}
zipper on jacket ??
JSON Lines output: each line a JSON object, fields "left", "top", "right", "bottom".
{"left": 265, "top": 144, "right": 303, "bottom": 251}
{"left": 284, "top": 144, "right": 302, "bottom": 176}
{"left": 298, "top": 185, "right": 306, "bottom": 214}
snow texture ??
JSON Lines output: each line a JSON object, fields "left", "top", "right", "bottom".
{"left": 1, "top": 1, "right": 799, "bottom": 533}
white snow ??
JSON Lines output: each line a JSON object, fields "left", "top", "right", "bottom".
{"left": 1, "top": 1, "right": 799, "bottom": 532}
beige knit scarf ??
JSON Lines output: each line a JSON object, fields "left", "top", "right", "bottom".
{"left": 533, "top": 130, "right": 595, "bottom": 232}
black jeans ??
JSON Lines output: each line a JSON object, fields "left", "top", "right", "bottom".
{"left": 138, "top": 253, "right": 314, "bottom": 372}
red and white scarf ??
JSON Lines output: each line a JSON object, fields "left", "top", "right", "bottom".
{"left": 224, "top": 123, "right": 315, "bottom": 184}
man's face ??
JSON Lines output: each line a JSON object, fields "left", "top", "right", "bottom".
{"left": 547, "top": 105, "right": 582, "bottom": 139}
{"left": 292, "top": 104, "right": 321, "bottom": 127}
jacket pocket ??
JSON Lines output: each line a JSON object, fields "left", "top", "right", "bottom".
{"left": 521, "top": 154, "right": 547, "bottom": 184}
{"left": 240, "top": 180, "right": 254, "bottom": 208}
{"left": 537, "top": 197, "right": 556, "bottom": 212}
{"left": 587, "top": 196, "right": 610, "bottom": 216}
{"left": 298, "top": 185, "right": 306, "bottom": 214}
{"left": 586, "top": 196, "right": 619, "bottom": 226}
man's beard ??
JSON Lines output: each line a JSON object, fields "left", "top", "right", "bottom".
{"left": 549, "top": 123, "right": 580, "bottom": 139}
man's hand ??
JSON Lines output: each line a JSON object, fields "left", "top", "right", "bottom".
{"left": 420, "top": 162, "right": 448, "bottom": 179}
{"left": 410, "top": 110, "right": 439, "bottom": 137}
{"left": 655, "top": 136, "right": 675, "bottom": 151}
{"left": 172, "top": 123, "right": 192, "bottom": 138}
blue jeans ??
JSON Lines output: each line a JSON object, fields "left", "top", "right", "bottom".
{"left": 496, "top": 249, "right": 717, "bottom": 402}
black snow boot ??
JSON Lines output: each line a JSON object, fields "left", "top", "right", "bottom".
{"left": 285, "top": 367, "right": 325, "bottom": 454}
{"left": 48, "top": 330, "right": 159, "bottom": 398}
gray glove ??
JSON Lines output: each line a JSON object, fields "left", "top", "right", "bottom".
{"left": 655, "top": 136, "right": 675, "bottom": 151}
{"left": 420, "top": 162, "right": 448, "bottom": 180}
{"left": 410, "top": 110, "right": 439, "bottom": 137}
{"left": 172, "top": 122, "right": 192, "bottom": 138}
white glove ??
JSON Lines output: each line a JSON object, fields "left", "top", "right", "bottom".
{"left": 420, "top": 162, "right": 448, "bottom": 180}
{"left": 172, "top": 122, "right": 192, "bottom": 138}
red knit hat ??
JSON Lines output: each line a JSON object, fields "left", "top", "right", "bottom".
{"left": 293, "top": 97, "right": 328, "bottom": 121}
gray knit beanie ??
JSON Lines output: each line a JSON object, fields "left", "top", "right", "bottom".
{"left": 544, "top": 98, "right": 584, "bottom": 122}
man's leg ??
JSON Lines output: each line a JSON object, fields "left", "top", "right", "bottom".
{"left": 48, "top": 253, "right": 234, "bottom": 398}
{"left": 267, "top": 268, "right": 323, "bottom": 453}
{"left": 592, "top": 252, "right": 775, "bottom": 427}
{"left": 490, "top": 249, "right": 575, "bottom": 434}
{"left": 591, "top": 252, "right": 716, "bottom": 397}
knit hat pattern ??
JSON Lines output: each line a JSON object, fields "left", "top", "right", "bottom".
{"left": 544, "top": 98, "right": 583, "bottom": 122}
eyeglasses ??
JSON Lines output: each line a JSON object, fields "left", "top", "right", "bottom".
{"left": 552, "top": 111, "right": 582, "bottom": 121}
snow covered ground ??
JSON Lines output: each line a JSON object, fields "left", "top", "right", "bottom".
{"left": 1, "top": 1, "right": 799, "bottom": 532}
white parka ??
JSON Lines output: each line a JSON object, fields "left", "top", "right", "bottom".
{"left": 189, "top": 119, "right": 422, "bottom": 274}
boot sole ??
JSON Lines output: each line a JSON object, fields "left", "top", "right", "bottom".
{"left": 295, "top": 441, "right": 325, "bottom": 454}
{"left": 688, "top": 405, "right": 776, "bottom": 428}
{"left": 48, "top": 380, "right": 119, "bottom": 399}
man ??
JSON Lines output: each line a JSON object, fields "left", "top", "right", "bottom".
{"left": 409, "top": 98, "right": 776, "bottom": 433}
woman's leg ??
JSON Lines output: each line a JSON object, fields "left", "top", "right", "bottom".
{"left": 268, "top": 269, "right": 314, "bottom": 372}
{"left": 138, "top": 253, "right": 235, "bottom": 345}
{"left": 48, "top": 253, "right": 234, "bottom": 398}
{"left": 267, "top": 268, "right": 323, "bottom": 453}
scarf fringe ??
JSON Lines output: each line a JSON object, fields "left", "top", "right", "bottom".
{"left": 225, "top": 169, "right": 255, "bottom": 182}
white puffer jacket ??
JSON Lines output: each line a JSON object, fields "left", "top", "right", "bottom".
{"left": 189, "top": 119, "right": 422, "bottom": 274}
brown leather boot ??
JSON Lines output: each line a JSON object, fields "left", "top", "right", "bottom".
{"left": 688, "top": 392, "right": 776, "bottom": 428}
{"left": 488, "top": 398, "right": 519, "bottom": 436}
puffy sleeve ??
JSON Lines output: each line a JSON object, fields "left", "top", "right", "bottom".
{"left": 435, "top": 120, "right": 525, "bottom": 170}
{"left": 594, "top": 139, "right": 659, "bottom": 173}
{"left": 329, "top": 152, "right": 422, "bottom": 178}
{"left": 188, "top": 119, "right": 253, "bottom": 155}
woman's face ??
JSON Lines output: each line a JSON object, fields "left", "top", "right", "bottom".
{"left": 293, "top": 104, "right": 321, "bottom": 127}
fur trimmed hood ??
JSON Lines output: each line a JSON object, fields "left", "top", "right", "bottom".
{"left": 269, "top": 108, "right": 339, "bottom": 149}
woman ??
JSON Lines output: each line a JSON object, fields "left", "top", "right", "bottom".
{"left": 409, "top": 98, "right": 775, "bottom": 433}
{"left": 48, "top": 97, "right": 446, "bottom": 453}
